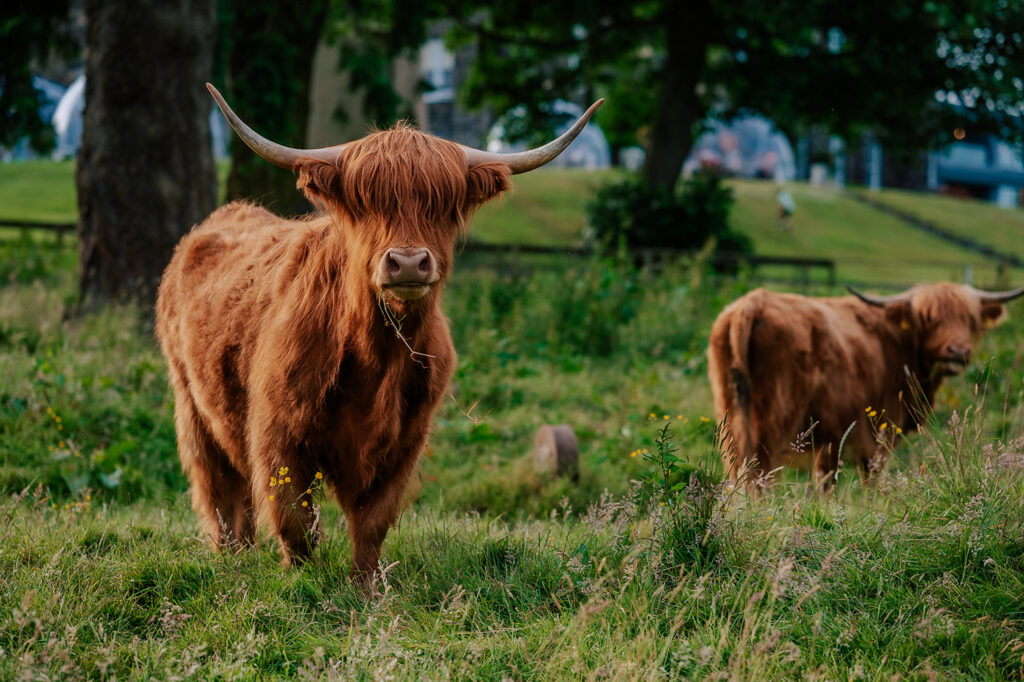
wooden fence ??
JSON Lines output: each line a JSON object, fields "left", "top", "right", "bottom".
{"left": 0, "top": 219, "right": 839, "bottom": 288}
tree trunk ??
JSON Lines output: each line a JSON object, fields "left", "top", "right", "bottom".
{"left": 220, "top": 1, "right": 328, "bottom": 217}
{"left": 76, "top": 0, "right": 217, "bottom": 312}
{"left": 641, "top": 1, "right": 711, "bottom": 191}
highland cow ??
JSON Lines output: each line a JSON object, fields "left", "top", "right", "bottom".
{"left": 707, "top": 283, "right": 1023, "bottom": 488}
{"left": 156, "top": 84, "right": 602, "bottom": 582}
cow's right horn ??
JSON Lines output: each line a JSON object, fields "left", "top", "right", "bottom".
{"left": 460, "top": 99, "right": 605, "bottom": 174}
{"left": 968, "top": 285, "right": 1024, "bottom": 303}
{"left": 207, "top": 83, "right": 345, "bottom": 169}
{"left": 846, "top": 286, "right": 913, "bottom": 307}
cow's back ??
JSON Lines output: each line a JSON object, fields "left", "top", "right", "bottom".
{"left": 709, "top": 289, "right": 903, "bottom": 479}
{"left": 156, "top": 202, "right": 315, "bottom": 461}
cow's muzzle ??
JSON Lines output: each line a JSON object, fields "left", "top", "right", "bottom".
{"left": 378, "top": 247, "right": 438, "bottom": 301}
{"left": 935, "top": 345, "right": 971, "bottom": 375}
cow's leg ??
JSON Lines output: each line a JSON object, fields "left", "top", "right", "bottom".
{"left": 344, "top": 453, "right": 419, "bottom": 589}
{"left": 813, "top": 443, "right": 839, "bottom": 492}
{"left": 858, "top": 444, "right": 890, "bottom": 484}
{"left": 249, "top": 430, "right": 321, "bottom": 565}
{"left": 173, "top": 391, "right": 254, "bottom": 549}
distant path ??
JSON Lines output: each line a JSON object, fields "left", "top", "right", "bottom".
{"left": 846, "top": 191, "right": 1023, "bottom": 268}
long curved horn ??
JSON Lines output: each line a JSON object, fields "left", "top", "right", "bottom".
{"left": 847, "top": 285, "right": 913, "bottom": 307}
{"left": 207, "top": 83, "right": 343, "bottom": 169}
{"left": 967, "top": 285, "right": 1024, "bottom": 303}
{"left": 460, "top": 99, "right": 605, "bottom": 174}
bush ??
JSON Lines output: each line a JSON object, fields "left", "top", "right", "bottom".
{"left": 585, "top": 171, "right": 752, "bottom": 256}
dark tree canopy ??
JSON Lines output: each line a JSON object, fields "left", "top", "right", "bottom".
{"left": 214, "top": 0, "right": 329, "bottom": 217}
{"left": 427, "top": 0, "right": 1024, "bottom": 189}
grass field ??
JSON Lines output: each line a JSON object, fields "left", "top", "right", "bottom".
{"left": 2, "top": 162, "right": 1024, "bottom": 678}
{"left": 851, "top": 186, "right": 1024, "bottom": 264}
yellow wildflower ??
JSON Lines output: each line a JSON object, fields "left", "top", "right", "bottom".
{"left": 315, "top": 472, "right": 323, "bottom": 479}
{"left": 869, "top": 410, "right": 877, "bottom": 417}
{"left": 305, "top": 489, "right": 312, "bottom": 495}
{"left": 865, "top": 406, "right": 872, "bottom": 412}
{"left": 663, "top": 414, "right": 670, "bottom": 420}
{"left": 284, "top": 477, "right": 291, "bottom": 483}
{"left": 301, "top": 501, "right": 308, "bottom": 507}
{"left": 896, "top": 427, "right": 903, "bottom": 434}
{"left": 269, "top": 479, "right": 276, "bottom": 487}
{"left": 880, "top": 423, "right": 888, "bottom": 430}
{"left": 269, "top": 495, "right": 275, "bottom": 502}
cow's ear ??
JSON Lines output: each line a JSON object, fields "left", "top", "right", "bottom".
{"left": 296, "top": 161, "right": 344, "bottom": 207}
{"left": 885, "top": 301, "right": 914, "bottom": 332}
{"left": 466, "top": 162, "right": 512, "bottom": 205}
{"left": 981, "top": 302, "right": 1007, "bottom": 329}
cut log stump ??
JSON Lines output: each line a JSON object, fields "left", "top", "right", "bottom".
{"left": 532, "top": 425, "right": 579, "bottom": 479}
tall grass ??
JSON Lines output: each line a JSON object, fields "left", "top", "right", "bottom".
{"left": 2, "top": 244, "right": 1023, "bottom": 678}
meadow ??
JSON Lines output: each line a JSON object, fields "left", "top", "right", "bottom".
{"left": 1, "top": 164, "right": 1024, "bottom": 679}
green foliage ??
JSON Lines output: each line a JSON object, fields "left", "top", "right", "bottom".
{"left": 0, "top": 2, "right": 76, "bottom": 152}
{"left": 586, "top": 171, "right": 751, "bottom": 256}
{"left": 639, "top": 422, "right": 730, "bottom": 575}
{"left": 214, "top": 0, "right": 329, "bottom": 215}
{"left": 0, "top": 233, "right": 74, "bottom": 285}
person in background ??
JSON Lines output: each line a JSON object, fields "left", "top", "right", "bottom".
{"left": 776, "top": 186, "right": 796, "bottom": 232}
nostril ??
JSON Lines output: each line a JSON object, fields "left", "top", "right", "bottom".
{"left": 947, "top": 345, "right": 970, "bottom": 359}
{"left": 417, "top": 254, "right": 431, "bottom": 274}
{"left": 386, "top": 255, "right": 401, "bottom": 274}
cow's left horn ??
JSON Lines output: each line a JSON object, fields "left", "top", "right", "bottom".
{"left": 846, "top": 285, "right": 913, "bottom": 307}
{"left": 968, "top": 285, "right": 1024, "bottom": 303}
{"left": 207, "top": 83, "right": 344, "bottom": 169}
{"left": 460, "top": 99, "right": 605, "bottom": 174}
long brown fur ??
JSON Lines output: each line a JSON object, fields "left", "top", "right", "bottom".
{"left": 707, "top": 283, "right": 1010, "bottom": 489}
{"left": 156, "top": 125, "right": 511, "bottom": 581}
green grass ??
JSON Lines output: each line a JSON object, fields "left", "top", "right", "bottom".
{"left": 2, "top": 244, "right": 1024, "bottom": 678}
{"left": 852, "top": 185, "right": 1024, "bottom": 263}
{"left": 0, "top": 160, "right": 77, "bottom": 224}
{"left": 730, "top": 179, "right": 1021, "bottom": 287}
{"left": 470, "top": 168, "right": 619, "bottom": 245}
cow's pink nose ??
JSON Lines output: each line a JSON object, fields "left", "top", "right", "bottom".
{"left": 947, "top": 345, "right": 971, "bottom": 362}
{"left": 380, "top": 247, "right": 436, "bottom": 286}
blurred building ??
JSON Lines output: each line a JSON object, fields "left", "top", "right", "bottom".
{"left": 683, "top": 115, "right": 796, "bottom": 182}
{"left": 810, "top": 126, "right": 1024, "bottom": 208}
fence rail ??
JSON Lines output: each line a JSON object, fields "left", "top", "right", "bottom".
{"left": 0, "top": 219, "right": 75, "bottom": 247}
{"left": 461, "top": 240, "right": 837, "bottom": 287}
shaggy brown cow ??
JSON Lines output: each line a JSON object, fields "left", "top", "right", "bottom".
{"left": 156, "top": 84, "right": 601, "bottom": 581}
{"left": 707, "top": 283, "right": 1023, "bottom": 488}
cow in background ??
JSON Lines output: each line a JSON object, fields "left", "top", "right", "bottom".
{"left": 156, "top": 84, "right": 602, "bottom": 583}
{"left": 707, "top": 283, "right": 1024, "bottom": 488}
